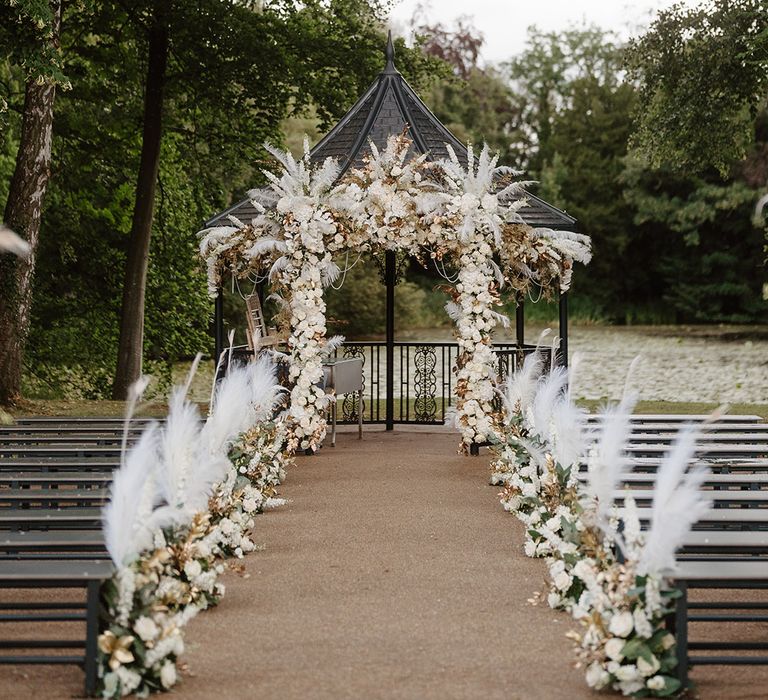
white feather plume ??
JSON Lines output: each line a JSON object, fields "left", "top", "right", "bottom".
{"left": 183, "top": 451, "right": 232, "bottom": 515}
{"left": 551, "top": 398, "right": 587, "bottom": 469}
{"left": 638, "top": 426, "right": 712, "bottom": 575}
{"left": 502, "top": 350, "right": 544, "bottom": 419}
{"left": 209, "top": 330, "right": 235, "bottom": 414}
{"left": 121, "top": 375, "right": 151, "bottom": 470}
{"left": 269, "top": 255, "right": 290, "bottom": 281}
{"left": 444, "top": 301, "right": 462, "bottom": 323}
{"left": 103, "top": 423, "right": 160, "bottom": 567}
{"left": 203, "top": 355, "right": 284, "bottom": 457}
{"left": 489, "top": 309, "right": 511, "bottom": 329}
{"left": 0, "top": 224, "right": 31, "bottom": 258}
{"left": 586, "top": 394, "right": 637, "bottom": 524}
{"left": 245, "top": 354, "right": 286, "bottom": 423}
{"left": 203, "top": 362, "right": 253, "bottom": 456}
{"left": 443, "top": 406, "right": 461, "bottom": 432}
{"left": 247, "top": 237, "right": 287, "bottom": 258}
{"left": 321, "top": 260, "right": 341, "bottom": 288}
{"left": 320, "top": 335, "right": 345, "bottom": 359}
{"left": 156, "top": 383, "right": 202, "bottom": 512}
{"left": 530, "top": 366, "right": 568, "bottom": 441}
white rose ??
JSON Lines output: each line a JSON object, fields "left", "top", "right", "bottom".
{"left": 102, "top": 672, "right": 119, "bottom": 696}
{"left": 242, "top": 498, "right": 258, "bottom": 513}
{"left": 633, "top": 606, "right": 653, "bottom": 638}
{"left": 160, "top": 661, "right": 177, "bottom": 689}
{"left": 584, "top": 662, "right": 610, "bottom": 689}
{"left": 604, "top": 638, "right": 625, "bottom": 661}
{"left": 614, "top": 664, "right": 640, "bottom": 682}
{"left": 116, "top": 666, "right": 142, "bottom": 694}
{"left": 184, "top": 560, "right": 203, "bottom": 580}
{"left": 133, "top": 615, "right": 159, "bottom": 642}
{"left": 608, "top": 610, "right": 634, "bottom": 638}
{"left": 637, "top": 654, "right": 660, "bottom": 677}
{"left": 553, "top": 571, "right": 571, "bottom": 592}
{"left": 661, "top": 633, "right": 675, "bottom": 650}
{"left": 172, "top": 633, "right": 185, "bottom": 656}
{"left": 646, "top": 675, "right": 666, "bottom": 691}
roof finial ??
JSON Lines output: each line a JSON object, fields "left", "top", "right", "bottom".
{"left": 384, "top": 30, "right": 396, "bottom": 73}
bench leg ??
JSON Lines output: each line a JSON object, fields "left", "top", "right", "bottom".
{"left": 674, "top": 582, "right": 689, "bottom": 689}
{"left": 84, "top": 580, "right": 100, "bottom": 697}
{"left": 358, "top": 389, "right": 363, "bottom": 440}
{"left": 331, "top": 398, "right": 336, "bottom": 447}
{"left": 470, "top": 443, "right": 479, "bottom": 456}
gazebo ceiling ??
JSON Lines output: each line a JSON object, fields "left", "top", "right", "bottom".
{"left": 206, "top": 33, "right": 577, "bottom": 232}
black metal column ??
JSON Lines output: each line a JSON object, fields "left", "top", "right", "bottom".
{"left": 558, "top": 289, "right": 568, "bottom": 368}
{"left": 385, "top": 250, "right": 395, "bottom": 431}
{"left": 214, "top": 288, "right": 224, "bottom": 362}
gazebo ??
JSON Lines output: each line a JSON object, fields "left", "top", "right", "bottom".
{"left": 205, "top": 33, "right": 578, "bottom": 431}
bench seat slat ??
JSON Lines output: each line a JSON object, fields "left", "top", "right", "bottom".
{"left": 0, "top": 507, "right": 102, "bottom": 523}
{"left": 0, "top": 559, "right": 113, "bottom": 580}
{"left": 0, "top": 488, "right": 108, "bottom": 502}
{"left": 673, "top": 560, "right": 768, "bottom": 581}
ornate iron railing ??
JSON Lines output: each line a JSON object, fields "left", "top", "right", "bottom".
{"left": 333, "top": 341, "right": 551, "bottom": 425}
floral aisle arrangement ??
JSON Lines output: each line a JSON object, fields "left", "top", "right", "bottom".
{"left": 490, "top": 353, "right": 712, "bottom": 697}
{"left": 98, "top": 358, "right": 291, "bottom": 697}
{"left": 198, "top": 135, "right": 591, "bottom": 453}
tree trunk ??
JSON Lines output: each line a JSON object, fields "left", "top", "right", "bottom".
{"left": 112, "top": 11, "right": 169, "bottom": 399}
{"left": 0, "top": 2, "right": 61, "bottom": 405}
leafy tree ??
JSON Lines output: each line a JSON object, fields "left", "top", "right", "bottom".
{"left": 626, "top": 0, "right": 768, "bottom": 176}
{"left": 539, "top": 75, "right": 640, "bottom": 318}
{"left": 0, "top": 1, "right": 448, "bottom": 400}
{"left": 627, "top": 0, "right": 768, "bottom": 311}
{"left": 506, "top": 25, "right": 625, "bottom": 175}
{"left": 623, "top": 159, "right": 767, "bottom": 322}
{"left": 0, "top": 0, "right": 67, "bottom": 403}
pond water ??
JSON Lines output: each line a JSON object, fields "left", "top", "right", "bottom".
{"left": 398, "top": 325, "right": 768, "bottom": 404}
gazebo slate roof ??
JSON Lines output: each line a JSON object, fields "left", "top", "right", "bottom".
{"left": 205, "top": 34, "right": 577, "bottom": 232}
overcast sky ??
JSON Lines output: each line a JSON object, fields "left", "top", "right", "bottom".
{"left": 388, "top": 0, "right": 697, "bottom": 64}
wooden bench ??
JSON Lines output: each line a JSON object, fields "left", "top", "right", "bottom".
{"left": 0, "top": 436, "right": 127, "bottom": 446}
{"left": 621, "top": 433, "right": 768, "bottom": 445}
{"left": 0, "top": 472, "right": 112, "bottom": 487}
{"left": 0, "top": 530, "right": 106, "bottom": 559}
{"left": 0, "top": 558, "right": 113, "bottom": 696}
{"left": 585, "top": 414, "right": 765, "bottom": 423}
{"left": 577, "top": 471, "right": 768, "bottom": 488}
{"left": 670, "top": 560, "right": 768, "bottom": 687}
{"left": 0, "top": 508, "right": 103, "bottom": 530}
{"left": 614, "top": 489, "right": 768, "bottom": 506}
{"left": 0, "top": 488, "right": 108, "bottom": 506}
{"left": 0, "top": 459, "right": 119, "bottom": 472}
{"left": 680, "top": 530, "right": 768, "bottom": 554}
{"left": 578, "top": 458, "right": 768, "bottom": 473}
{"left": 0, "top": 446, "right": 122, "bottom": 458}
{"left": 617, "top": 507, "right": 768, "bottom": 527}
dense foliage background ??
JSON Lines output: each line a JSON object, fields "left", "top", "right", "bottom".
{"left": 1, "top": 0, "right": 766, "bottom": 400}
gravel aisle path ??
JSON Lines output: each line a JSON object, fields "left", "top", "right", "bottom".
{"left": 180, "top": 431, "right": 593, "bottom": 700}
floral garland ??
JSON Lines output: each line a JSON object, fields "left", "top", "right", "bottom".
{"left": 199, "top": 135, "right": 591, "bottom": 453}
{"left": 489, "top": 356, "right": 706, "bottom": 697}
{"left": 98, "top": 514, "right": 223, "bottom": 697}
{"left": 98, "top": 411, "right": 292, "bottom": 697}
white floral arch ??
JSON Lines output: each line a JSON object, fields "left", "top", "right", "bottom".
{"left": 200, "top": 135, "right": 591, "bottom": 453}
